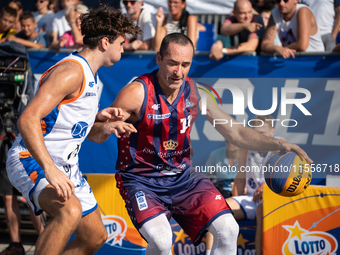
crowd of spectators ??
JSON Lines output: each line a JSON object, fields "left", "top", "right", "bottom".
{"left": 0, "top": 0, "right": 340, "bottom": 55}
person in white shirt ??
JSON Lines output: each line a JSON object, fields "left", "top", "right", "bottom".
{"left": 122, "top": 0, "right": 156, "bottom": 50}
{"left": 299, "top": 0, "right": 340, "bottom": 51}
{"left": 50, "top": 0, "right": 76, "bottom": 46}
{"left": 32, "top": 0, "right": 54, "bottom": 36}
{"left": 261, "top": 0, "right": 324, "bottom": 59}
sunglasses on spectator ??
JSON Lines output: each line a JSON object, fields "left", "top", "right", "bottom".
{"left": 276, "top": 0, "right": 289, "bottom": 3}
{"left": 123, "top": 1, "right": 138, "bottom": 5}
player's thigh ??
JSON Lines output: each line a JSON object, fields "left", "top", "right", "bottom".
{"left": 74, "top": 207, "right": 106, "bottom": 243}
{"left": 225, "top": 197, "right": 246, "bottom": 220}
{"left": 38, "top": 185, "right": 82, "bottom": 219}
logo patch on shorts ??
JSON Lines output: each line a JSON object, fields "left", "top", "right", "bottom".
{"left": 135, "top": 191, "right": 148, "bottom": 211}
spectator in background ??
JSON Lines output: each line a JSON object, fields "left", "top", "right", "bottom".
{"left": 33, "top": 0, "right": 54, "bottom": 36}
{"left": 8, "top": 1, "right": 23, "bottom": 32}
{"left": 50, "top": 4, "right": 87, "bottom": 50}
{"left": 251, "top": 0, "right": 276, "bottom": 14}
{"left": 154, "top": 0, "right": 198, "bottom": 51}
{"left": 0, "top": 12, "right": 49, "bottom": 48}
{"left": 261, "top": 0, "right": 324, "bottom": 59}
{"left": 209, "top": 0, "right": 265, "bottom": 61}
{"left": 205, "top": 140, "right": 240, "bottom": 255}
{"left": 50, "top": 0, "right": 76, "bottom": 46}
{"left": 226, "top": 115, "right": 285, "bottom": 255}
{"left": 0, "top": 6, "right": 17, "bottom": 40}
{"left": 299, "top": 0, "right": 340, "bottom": 51}
{"left": 122, "top": 0, "right": 156, "bottom": 51}
{"left": 260, "top": 9, "right": 282, "bottom": 46}
{"left": 49, "top": 0, "right": 61, "bottom": 13}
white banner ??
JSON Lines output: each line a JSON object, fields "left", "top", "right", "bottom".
{"left": 129, "top": 0, "right": 236, "bottom": 14}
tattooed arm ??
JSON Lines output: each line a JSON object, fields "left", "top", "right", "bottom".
{"left": 261, "top": 14, "right": 296, "bottom": 59}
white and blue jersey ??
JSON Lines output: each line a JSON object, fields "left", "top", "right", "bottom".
{"left": 6, "top": 52, "right": 99, "bottom": 215}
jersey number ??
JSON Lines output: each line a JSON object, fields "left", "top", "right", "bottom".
{"left": 180, "top": 115, "right": 192, "bottom": 134}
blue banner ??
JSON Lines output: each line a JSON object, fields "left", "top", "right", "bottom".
{"left": 28, "top": 52, "right": 340, "bottom": 184}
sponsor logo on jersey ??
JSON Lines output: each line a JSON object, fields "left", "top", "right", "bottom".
{"left": 88, "top": 81, "right": 95, "bottom": 88}
{"left": 163, "top": 139, "right": 178, "bottom": 150}
{"left": 282, "top": 221, "right": 338, "bottom": 255}
{"left": 183, "top": 99, "right": 194, "bottom": 110}
{"left": 215, "top": 195, "right": 222, "bottom": 200}
{"left": 85, "top": 92, "right": 96, "bottom": 97}
{"left": 62, "top": 142, "right": 81, "bottom": 164}
{"left": 75, "top": 176, "right": 87, "bottom": 189}
{"left": 135, "top": 191, "right": 148, "bottom": 211}
{"left": 147, "top": 113, "right": 171, "bottom": 119}
{"left": 102, "top": 215, "right": 127, "bottom": 247}
{"left": 151, "top": 104, "right": 160, "bottom": 110}
{"left": 71, "top": 121, "right": 88, "bottom": 138}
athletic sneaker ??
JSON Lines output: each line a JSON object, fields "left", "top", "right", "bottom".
{"left": 0, "top": 243, "right": 25, "bottom": 255}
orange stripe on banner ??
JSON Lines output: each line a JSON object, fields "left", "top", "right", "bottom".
{"left": 19, "top": 151, "right": 32, "bottom": 159}
{"left": 30, "top": 171, "right": 38, "bottom": 183}
{"left": 124, "top": 228, "right": 147, "bottom": 247}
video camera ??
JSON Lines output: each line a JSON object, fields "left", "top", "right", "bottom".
{"left": 0, "top": 56, "right": 27, "bottom": 109}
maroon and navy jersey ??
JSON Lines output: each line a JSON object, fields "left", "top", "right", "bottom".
{"left": 116, "top": 69, "right": 200, "bottom": 176}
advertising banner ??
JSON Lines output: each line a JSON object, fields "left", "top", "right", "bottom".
{"left": 263, "top": 185, "right": 340, "bottom": 255}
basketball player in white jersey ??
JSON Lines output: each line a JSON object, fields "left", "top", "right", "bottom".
{"left": 226, "top": 115, "right": 284, "bottom": 255}
{"left": 6, "top": 6, "right": 139, "bottom": 255}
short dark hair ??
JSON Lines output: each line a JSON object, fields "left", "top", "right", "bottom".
{"left": 159, "top": 33, "right": 195, "bottom": 60}
{"left": 81, "top": 6, "right": 141, "bottom": 49}
{"left": 1, "top": 6, "right": 17, "bottom": 18}
{"left": 19, "top": 12, "right": 35, "bottom": 22}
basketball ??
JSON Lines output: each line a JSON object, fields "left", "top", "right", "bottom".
{"left": 264, "top": 151, "right": 312, "bottom": 197}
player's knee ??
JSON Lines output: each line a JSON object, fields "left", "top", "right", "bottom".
{"left": 147, "top": 225, "right": 173, "bottom": 252}
{"left": 98, "top": 225, "right": 108, "bottom": 247}
{"left": 210, "top": 214, "right": 239, "bottom": 244}
{"left": 59, "top": 202, "right": 82, "bottom": 226}
{"left": 225, "top": 215, "right": 239, "bottom": 240}
{"left": 85, "top": 226, "right": 107, "bottom": 253}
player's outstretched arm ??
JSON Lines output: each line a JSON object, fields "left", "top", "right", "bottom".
{"left": 88, "top": 81, "right": 144, "bottom": 143}
{"left": 199, "top": 87, "right": 313, "bottom": 163}
{"left": 17, "top": 61, "right": 83, "bottom": 200}
{"left": 95, "top": 107, "right": 125, "bottom": 122}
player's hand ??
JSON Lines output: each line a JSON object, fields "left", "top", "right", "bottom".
{"left": 277, "top": 47, "right": 296, "bottom": 59}
{"left": 96, "top": 107, "right": 124, "bottom": 122}
{"left": 155, "top": 7, "right": 165, "bottom": 24}
{"left": 253, "top": 184, "right": 264, "bottom": 203}
{"left": 245, "top": 22, "right": 262, "bottom": 33}
{"left": 44, "top": 166, "right": 75, "bottom": 200}
{"left": 280, "top": 141, "right": 313, "bottom": 164}
{"left": 103, "top": 120, "right": 137, "bottom": 138}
